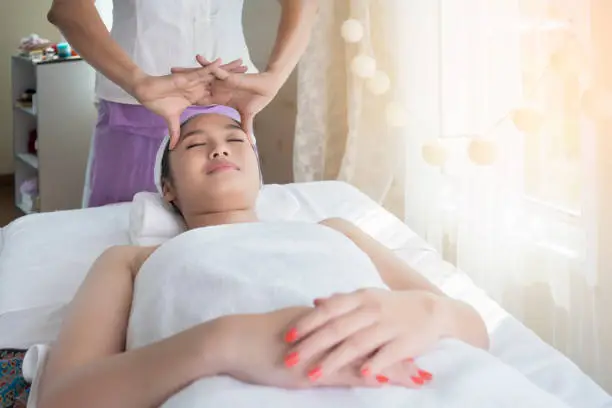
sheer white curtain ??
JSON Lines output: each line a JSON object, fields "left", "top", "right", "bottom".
{"left": 395, "top": 0, "right": 607, "bottom": 390}
{"left": 294, "top": 0, "right": 612, "bottom": 390}
{"left": 295, "top": 0, "right": 610, "bottom": 392}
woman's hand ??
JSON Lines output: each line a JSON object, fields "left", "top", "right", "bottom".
{"left": 171, "top": 55, "right": 283, "bottom": 136}
{"left": 283, "top": 289, "right": 441, "bottom": 387}
{"left": 131, "top": 58, "right": 244, "bottom": 149}
{"left": 219, "top": 306, "right": 425, "bottom": 389}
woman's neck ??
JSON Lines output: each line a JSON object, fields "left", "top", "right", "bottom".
{"left": 184, "top": 209, "right": 259, "bottom": 229}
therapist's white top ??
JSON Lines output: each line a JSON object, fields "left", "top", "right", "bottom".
{"left": 95, "top": 0, "right": 259, "bottom": 105}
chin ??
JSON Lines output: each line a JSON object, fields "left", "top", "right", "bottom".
{"left": 199, "top": 185, "right": 255, "bottom": 209}
{"left": 207, "top": 178, "right": 243, "bottom": 195}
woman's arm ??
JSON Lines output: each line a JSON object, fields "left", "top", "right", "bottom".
{"left": 38, "top": 245, "right": 230, "bottom": 408}
{"left": 47, "top": 0, "right": 146, "bottom": 95}
{"left": 266, "top": 0, "right": 319, "bottom": 85}
{"left": 320, "top": 218, "right": 490, "bottom": 350}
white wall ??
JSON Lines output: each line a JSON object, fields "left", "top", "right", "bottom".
{"left": 0, "top": 0, "right": 298, "bottom": 182}
{"left": 243, "top": 0, "right": 298, "bottom": 183}
{"left": 0, "top": 0, "right": 60, "bottom": 175}
{"left": 95, "top": 0, "right": 113, "bottom": 31}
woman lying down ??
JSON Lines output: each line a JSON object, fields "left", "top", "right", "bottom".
{"left": 35, "top": 106, "right": 572, "bottom": 408}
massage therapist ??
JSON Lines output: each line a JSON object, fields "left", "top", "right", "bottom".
{"left": 47, "top": 0, "right": 318, "bottom": 207}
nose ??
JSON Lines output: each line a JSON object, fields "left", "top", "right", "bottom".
{"left": 209, "top": 146, "right": 230, "bottom": 160}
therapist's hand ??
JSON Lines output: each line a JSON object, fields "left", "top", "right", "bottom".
{"left": 132, "top": 58, "right": 244, "bottom": 149}
{"left": 171, "top": 55, "right": 283, "bottom": 136}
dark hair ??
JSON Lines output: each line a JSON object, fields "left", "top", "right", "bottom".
{"left": 160, "top": 115, "right": 201, "bottom": 185}
{"left": 160, "top": 143, "right": 182, "bottom": 215}
{"left": 160, "top": 140, "right": 172, "bottom": 184}
{"left": 160, "top": 115, "right": 202, "bottom": 215}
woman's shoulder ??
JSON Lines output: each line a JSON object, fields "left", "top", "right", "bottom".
{"left": 99, "top": 245, "right": 160, "bottom": 277}
{"left": 131, "top": 245, "right": 160, "bottom": 270}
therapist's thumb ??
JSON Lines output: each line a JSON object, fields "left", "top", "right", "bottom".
{"left": 241, "top": 113, "right": 255, "bottom": 142}
{"left": 168, "top": 117, "right": 181, "bottom": 150}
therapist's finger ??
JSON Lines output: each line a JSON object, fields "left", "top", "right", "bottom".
{"left": 184, "top": 58, "right": 223, "bottom": 82}
{"left": 171, "top": 64, "right": 247, "bottom": 75}
{"left": 241, "top": 112, "right": 255, "bottom": 141}
{"left": 221, "top": 58, "right": 244, "bottom": 71}
{"left": 168, "top": 117, "right": 181, "bottom": 150}
{"left": 196, "top": 55, "right": 246, "bottom": 73}
{"left": 171, "top": 67, "right": 197, "bottom": 74}
{"left": 196, "top": 55, "right": 209, "bottom": 64}
{"left": 208, "top": 65, "right": 232, "bottom": 81}
{"left": 196, "top": 54, "right": 213, "bottom": 67}
{"left": 229, "top": 65, "right": 248, "bottom": 74}
{"left": 177, "top": 58, "right": 243, "bottom": 71}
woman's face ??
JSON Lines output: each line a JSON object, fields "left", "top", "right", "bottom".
{"left": 163, "top": 113, "right": 260, "bottom": 215}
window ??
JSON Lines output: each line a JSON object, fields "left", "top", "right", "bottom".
{"left": 518, "top": 0, "right": 588, "bottom": 215}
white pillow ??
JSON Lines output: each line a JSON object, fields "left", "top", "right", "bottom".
{"left": 129, "top": 184, "right": 301, "bottom": 245}
{"left": 0, "top": 204, "right": 132, "bottom": 315}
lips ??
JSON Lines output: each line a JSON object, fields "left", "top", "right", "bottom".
{"left": 206, "top": 160, "right": 239, "bottom": 174}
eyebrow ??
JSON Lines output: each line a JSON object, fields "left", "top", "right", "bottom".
{"left": 180, "top": 122, "right": 244, "bottom": 142}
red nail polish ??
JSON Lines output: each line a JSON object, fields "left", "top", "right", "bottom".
{"left": 418, "top": 369, "right": 432, "bottom": 381}
{"left": 313, "top": 298, "right": 323, "bottom": 306}
{"left": 376, "top": 375, "right": 389, "bottom": 384}
{"left": 308, "top": 367, "right": 322, "bottom": 381}
{"left": 284, "top": 352, "right": 299, "bottom": 368}
{"left": 361, "top": 367, "right": 371, "bottom": 377}
{"left": 285, "top": 328, "right": 298, "bottom": 343}
{"left": 411, "top": 376, "right": 424, "bottom": 385}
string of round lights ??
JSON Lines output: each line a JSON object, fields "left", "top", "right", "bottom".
{"left": 340, "top": 7, "right": 612, "bottom": 168}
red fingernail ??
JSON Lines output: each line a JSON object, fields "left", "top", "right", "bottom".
{"left": 285, "top": 328, "right": 298, "bottom": 343}
{"left": 361, "top": 367, "right": 371, "bottom": 377}
{"left": 308, "top": 367, "right": 322, "bottom": 381}
{"left": 411, "top": 376, "right": 424, "bottom": 385}
{"left": 284, "top": 352, "right": 299, "bottom": 368}
{"left": 376, "top": 375, "right": 389, "bottom": 384}
{"left": 418, "top": 369, "right": 432, "bottom": 381}
{"left": 313, "top": 298, "right": 323, "bottom": 306}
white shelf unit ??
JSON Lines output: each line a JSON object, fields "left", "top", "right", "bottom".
{"left": 11, "top": 55, "right": 97, "bottom": 213}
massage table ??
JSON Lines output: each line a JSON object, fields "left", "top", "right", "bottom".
{"left": 0, "top": 181, "right": 610, "bottom": 407}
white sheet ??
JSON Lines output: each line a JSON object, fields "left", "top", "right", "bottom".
{"left": 129, "top": 222, "right": 571, "bottom": 408}
{"left": 0, "top": 181, "right": 609, "bottom": 408}
{"left": 0, "top": 204, "right": 131, "bottom": 315}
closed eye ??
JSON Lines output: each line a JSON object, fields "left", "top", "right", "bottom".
{"left": 228, "top": 138, "right": 246, "bottom": 143}
{"left": 186, "top": 143, "right": 206, "bottom": 149}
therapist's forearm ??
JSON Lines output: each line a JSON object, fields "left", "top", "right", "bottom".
{"left": 47, "top": 0, "right": 146, "bottom": 96}
{"left": 266, "top": 0, "right": 319, "bottom": 84}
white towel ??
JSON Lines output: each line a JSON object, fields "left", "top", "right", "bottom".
{"left": 128, "top": 222, "right": 571, "bottom": 408}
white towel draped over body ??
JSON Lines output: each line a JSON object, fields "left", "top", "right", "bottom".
{"left": 127, "top": 221, "right": 571, "bottom": 408}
